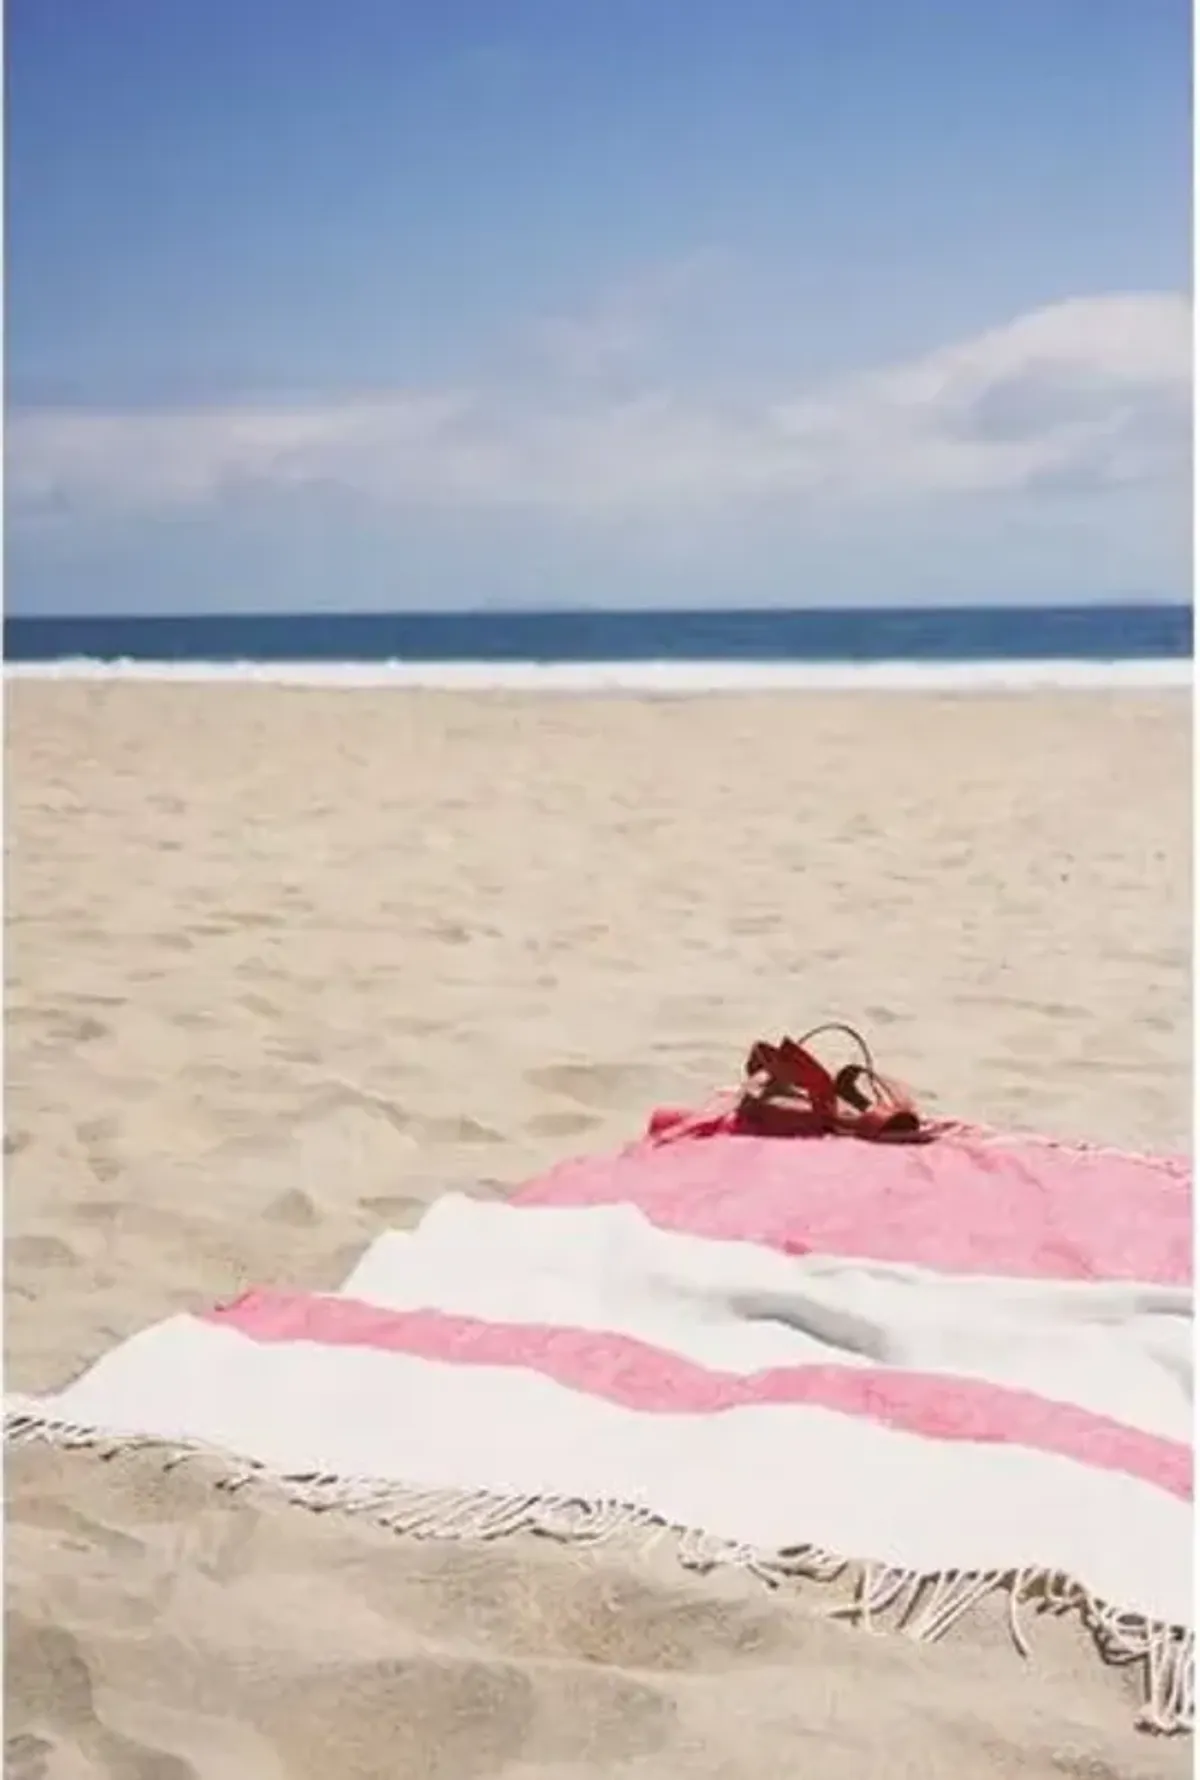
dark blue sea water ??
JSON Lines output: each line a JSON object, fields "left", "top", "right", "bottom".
{"left": 4, "top": 603, "right": 1192, "bottom": 668}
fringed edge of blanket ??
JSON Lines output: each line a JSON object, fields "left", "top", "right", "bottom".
{"left": 7, "top": 1404, "right": 1191, "bottom": 1737}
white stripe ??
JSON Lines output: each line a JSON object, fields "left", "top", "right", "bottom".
{"left": 338, "top": 1196, "right": 1192, "bottom": 1442}
{"left": 14, "top": 1315, "right": 1190, "bottom": 1629}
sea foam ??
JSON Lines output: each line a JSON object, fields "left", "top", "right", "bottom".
{"left": 4, "top": 657, "right": 1192, "bottom": 693}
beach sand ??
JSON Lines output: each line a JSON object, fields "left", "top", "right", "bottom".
{"left": 5, "top": 682, "right": 1191, "bottom": 1780}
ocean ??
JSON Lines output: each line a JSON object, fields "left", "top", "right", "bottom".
{"left": 4, "top": 603, "right": 1192, "bottom": 692}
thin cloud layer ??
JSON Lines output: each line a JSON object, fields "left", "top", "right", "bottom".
{"left": 8, "top": 293, "right": 1190, "bottom": 519}
{"left": 531, "top": 251, "right": 730, "bottom": 379}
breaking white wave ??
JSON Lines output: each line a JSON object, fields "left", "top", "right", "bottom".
{"left": 3, "top": 657, "right": 1192, "bottom": 693}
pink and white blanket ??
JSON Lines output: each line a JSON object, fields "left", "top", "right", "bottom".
{"left": 7, "top": 1115, "right": 1193, "bottom": 1732}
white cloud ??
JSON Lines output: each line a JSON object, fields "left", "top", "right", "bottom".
{"left": 767, "top": 293, "right": 1191, "bottom": 499}
{"left": 7, "top": 292, "right": 1190, "bottom": 519}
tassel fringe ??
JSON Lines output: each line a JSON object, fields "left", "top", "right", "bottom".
{"left": 6, "top": 1405, "right": 1191, "bottom": 1736}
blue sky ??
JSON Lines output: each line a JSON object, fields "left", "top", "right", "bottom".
{"left": 6, "top": 0, "right": 1192, "bottom": 613}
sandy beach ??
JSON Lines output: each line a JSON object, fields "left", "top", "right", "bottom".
{"left": 5, "top": 681, "right": 1191, "bottom": 1780}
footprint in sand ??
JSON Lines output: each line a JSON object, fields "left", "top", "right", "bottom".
{"left": 261, "top": 1187, "right": 318, "bottom": 1227}
{"left": 5, "top": 1620, "right": 196, "bottom": 1780}
{"left": 524, "top": 1108, "right": 600, "bottom": 1139}
{"left": 7, "top": 1233, "right": 79, "bottom": 1272}
{"left": 5, "top": 1732, "right": 51, "bottom": 1780}
{"left": 154, "top": 931, "right": 196, "bottom": 953}
{"left": 524, "top": 1061, "right": 649, "bottom": 1111}
{"left": 360, "top": 1180, "right": 508, "bottom": 1222}
{"left": 358, "top": 1192, "right": 427, "bottom": 1224}
{"left": 237, "top": 991, "right": 281, "bottom": 1019}
{"left": 409, "top": 1114, "right": 504, "bottom": 1145}
{"left": 50, "top": 1012, "right": 111, "bottom": 1047}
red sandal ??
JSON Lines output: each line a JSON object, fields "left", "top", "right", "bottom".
{"left": 735, "top": 1023, "right": 932, "bottom": 1144}
{"left": 736, "top": 1037, "right": 836, "bottom": 1137}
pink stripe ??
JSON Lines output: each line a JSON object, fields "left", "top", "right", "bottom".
{"left": 514, "top": 1126, "right": 1192, "bottom": 1285}
{"left": 203, "top": 1289, "right": 1191, "bottom": 1501}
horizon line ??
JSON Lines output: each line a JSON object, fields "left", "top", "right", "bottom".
{"left": 6, "top": 597, "right": 1193, "bottom": 625}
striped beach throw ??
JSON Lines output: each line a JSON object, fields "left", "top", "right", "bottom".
{"left": 7, "top": 1111, "right": 1192, "bottom": 1733}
